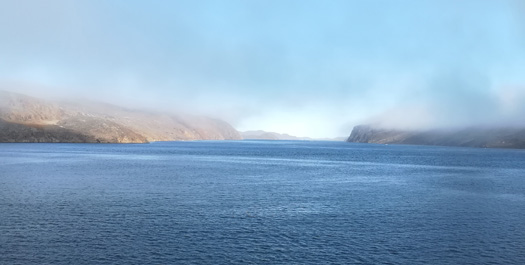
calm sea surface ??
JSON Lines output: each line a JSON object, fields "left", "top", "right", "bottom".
{"left": 1, "top": 140, "right": 525, "bottom": 264}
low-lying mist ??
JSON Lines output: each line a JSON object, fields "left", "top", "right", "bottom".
{"left": 1, "top": 0, "right": 525, "bottom": 138}
{"left": 365, "top": 71, "right": 525, "bottom": 131}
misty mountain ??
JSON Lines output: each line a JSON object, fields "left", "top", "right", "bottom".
{"left": 240, "top": 130, "right": 313, "bottom": 140}
{"left": 0, "top": 90, "right": 241, "bottom": 143}
{"left": 241, "top": 130, "right": 346, "bottom": 141}
{"left": 347, "top": 125, "right": 525, "bottom": 149}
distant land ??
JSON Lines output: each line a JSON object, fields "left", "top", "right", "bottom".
{"left": 0, "top": 90, "right": 241, "bottom": 143}
{"left": 241, "top": 130, "right": 345, "bottom": 141}
{"left": 241, "top": 130, "right": 312, "bottom": 140}
{"left": 347, "top": 124, "right": 525, "bottom": 149}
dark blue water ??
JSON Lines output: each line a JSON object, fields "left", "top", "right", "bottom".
{"left": 1, "top": 141, "right": 525, "bottom": 264}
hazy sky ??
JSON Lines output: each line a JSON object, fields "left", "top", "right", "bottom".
{"left": 1, "top": 0, "right": 524, "bottom": 137}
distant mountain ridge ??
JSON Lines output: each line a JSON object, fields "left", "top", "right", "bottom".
{"left": 240, "top": 130, "right": 312, "bottom": 140}
{"left": 240, "top": 130, "right": 346, "bottom": 141}
{"left": 0, "top": 90, "right": 241, "bottom": 143}
{"left": 346, "top": 124, "right": 525, "bottom": 149}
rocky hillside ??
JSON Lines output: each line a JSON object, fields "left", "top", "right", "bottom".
{"left": 0, "top": 90, "right": 241, "bottom": 143}
{"left": 347, "top": 125, "right": 525, "bottom": 149}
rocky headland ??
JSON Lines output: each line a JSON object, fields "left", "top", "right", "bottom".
{"left": 0, "top": 90, "right": 241, "bottom": 143}
{"left": 347, "top": 124, "right": 525, "bottom": 149}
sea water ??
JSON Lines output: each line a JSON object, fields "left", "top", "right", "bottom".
{"left": 1, "top": 141, "right": 525, "bottom": 264}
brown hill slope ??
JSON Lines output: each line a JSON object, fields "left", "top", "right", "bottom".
{"left": 0, "top": 90, "right": 241, "bottom": 143}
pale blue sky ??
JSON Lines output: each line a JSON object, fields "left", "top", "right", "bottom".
{"left": 1, "top": 0, "right": 524, "bottom": 137}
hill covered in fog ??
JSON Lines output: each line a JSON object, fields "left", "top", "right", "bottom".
{"left": 347, "top": 125, "right": 525, "bottom": 149}
{"left": 0, "top": 90, "right": 241, "bottom": 143}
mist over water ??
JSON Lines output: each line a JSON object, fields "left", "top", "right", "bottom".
{"left": 367, "top": 70, "right": 525, "bottom": 131}
{"left": 3, "top": 4, "right": 525, "bottom": 265}
{"left": 1, "top": 0, "right": 525, "bottom": 137}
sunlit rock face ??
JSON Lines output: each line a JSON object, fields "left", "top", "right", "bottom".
{"left": 347, "top": 124, "right": 525, "bottom": 149}
{"left": 0, "top": 90, "right": 241, "bottom": 143}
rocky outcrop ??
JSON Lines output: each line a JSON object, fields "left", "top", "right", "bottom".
{"left": 347, "top": 124, "right": 525, "bottom": 149}
{"left": 0, "top": 90, "right": 241, "bottom": 143}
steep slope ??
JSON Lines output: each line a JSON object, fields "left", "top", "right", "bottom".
{"left": 0, "top": 119, "right": 98, "bottom": 143}
{"left": 347, "top": 125, "right": 525, "bottom": 149}
{"left": 0, "top": 90, "right": 241, "bottom": 143}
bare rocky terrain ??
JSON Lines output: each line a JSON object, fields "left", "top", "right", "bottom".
{"left": 347, "top": 124, "right": 525, "bottom": 149}
{"left": 0, "top": 90, "right": 241, "bottom": 143}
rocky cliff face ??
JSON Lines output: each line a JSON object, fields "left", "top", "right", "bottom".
{"left": 347, "top": 124, "right": 525, "bottom": 149}
{"left": 0, "top": 90, "right": 241, "bottom": 143}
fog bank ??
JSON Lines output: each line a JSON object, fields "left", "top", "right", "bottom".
{"left": 1, "top": 0, "right": 524, "bottom": 137}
